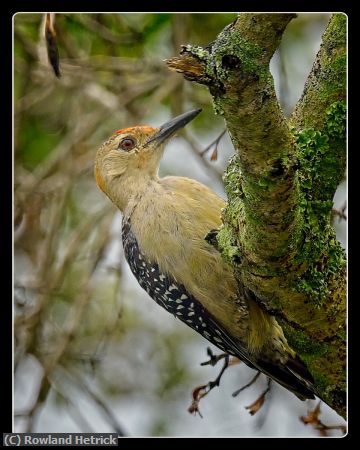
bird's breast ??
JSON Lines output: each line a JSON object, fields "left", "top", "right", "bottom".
{"left": 121, "top": 217, "right": 250, "bottom": 361}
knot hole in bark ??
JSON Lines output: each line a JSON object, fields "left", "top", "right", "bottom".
{"left": 221, "top": 54, "right": 241, "bottom": 69}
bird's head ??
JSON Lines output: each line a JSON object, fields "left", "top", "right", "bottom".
{"left": 94, "top": 108, "right": 201, "bottom": 210}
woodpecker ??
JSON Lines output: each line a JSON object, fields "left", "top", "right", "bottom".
{"left": 94, "top": 109, "right": 315, "bottom": 400}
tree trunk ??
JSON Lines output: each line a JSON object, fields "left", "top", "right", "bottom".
{"left": 166, "top": 13, "right": 346, "bottom": 418}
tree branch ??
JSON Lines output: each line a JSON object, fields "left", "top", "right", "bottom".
{"left": 166, "top": 13, "right": 298, "bottom": 265}
{"left": 166, "top": 13, "right": 346, "bottom": 418}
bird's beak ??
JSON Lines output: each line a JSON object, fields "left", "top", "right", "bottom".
{"left": 145, "top": 108, "right": 202, "bottom": 146}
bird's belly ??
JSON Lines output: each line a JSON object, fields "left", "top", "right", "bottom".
{"left": 122, "top": 218, "right": 247, "bottom": 359}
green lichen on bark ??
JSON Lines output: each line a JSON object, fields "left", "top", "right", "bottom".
{"left": 216, "top": 226, "right": 242, "bottom": 266}
{"left": 281, "top": 322, "right": 346, "bottom": 415}
{"left": 216, "top": 155, "right": 245, "bottom": 266}
{"left": 293, "top": 100, "right": 346, "bottom": 305}
{"left": 292, "top": 14, "right": 346, "bottom": 129}
{"left": 295, "top": 101, "right": 346, "bottom": 200}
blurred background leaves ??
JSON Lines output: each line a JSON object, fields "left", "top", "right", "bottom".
{"left": 14, "top": 12, "right": 346, "bottom": 436}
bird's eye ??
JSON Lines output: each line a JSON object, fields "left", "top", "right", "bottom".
{"left": 118, "top": 137, "right": 136, "bottom": 151}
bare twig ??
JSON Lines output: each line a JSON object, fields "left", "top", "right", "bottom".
{"left": 14, "top": 84, "right": 55, "bottom": 114}
{"left": 80, "top": 379, "right": 127, "bottom": 436}
{"left": 57, "top": 56, "right": 166, "bottom": 74}
{"left": 88, "top": 250, "right": 126, "bottom": 370}
{"left": 301, "top": 401, "right": 346, "bottom": 436}
{"left": 188, "top": 353, "right": 230, "bottom": 417}
{"left": 169, "top": 14, "right": 187, "bottom": 118}
{"left": 142, "top": 75, "right": 182, "bottom": 118}
{"left": 50, "top": 383, "right": 95, "bottom": 432}
{"left": 77, "top": 15, "right": 135, "bottom": 45}
{"left": 245, "top": 377, "right": 272, "bottom": 416}
{"left": 184, "top": 131, "right": 223, "bottom": 183}
{"left": 199, "top": 129, "right": 226, "bottom": 158}
{"left": 200, "top": 346, "right": 228, "bottom": 367}
{"left": 61, "top": 367, "right": 127, "bottom": 436}
{"left": 232, "top": 371, "right": 261, "bottom": 397}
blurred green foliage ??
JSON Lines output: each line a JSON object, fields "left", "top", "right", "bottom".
{"left": 14, "top": 13, "right": 235, "bottom": 171}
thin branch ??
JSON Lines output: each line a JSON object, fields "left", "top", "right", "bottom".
{"left": 188, "top": 354, "right": 230, "bottom": 417}
{"left": 79, "top": 380, "right": 127, "bottom": 436}
{"left": 301, "top": 401, "right": 346, "bottom": 436}
{"left": 77, "top": 15, "right": 136, "bottom": 45}
{"left": 61, "top": 367, "right": 127, "bottom": 436}
{"left": 199, "top": 129, "right": 226, "bottom": 157}
{"left": 200, "top": 346, "right": 228, "bottom": 367}
{"left": 232, "top": 371, "right": 261, "bottom": 397}
{"left": 50, "top": 383, "right": 95, "bottom": 432}
{"left": 245, "top": 378, "right": 272, "bottom": 416}
{"left": 184, "top": 131, "right": 223, "bottom": 183}
{"left": 87, "top": 258, "right": 125, "bottom": 371}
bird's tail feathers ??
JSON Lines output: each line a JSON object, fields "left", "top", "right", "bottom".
{"left": 255, "top": 354, "right": 316, "bottom": 400}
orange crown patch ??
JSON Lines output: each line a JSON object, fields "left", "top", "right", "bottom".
{"left": 113, "top": 126, "right": 156, "bottom": 136}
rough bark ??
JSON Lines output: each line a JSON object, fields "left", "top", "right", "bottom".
{"left": 165, "top": 13, "right": 346, "bottom": 418}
